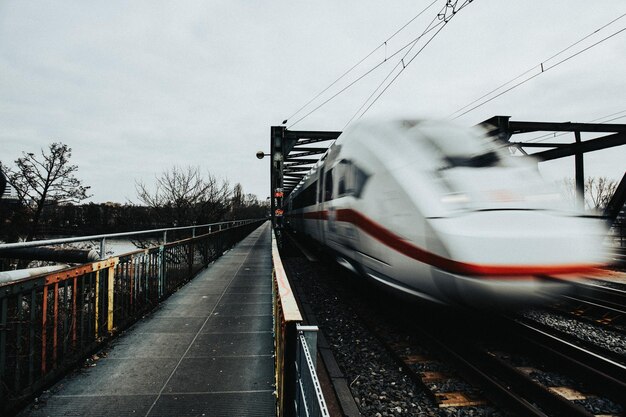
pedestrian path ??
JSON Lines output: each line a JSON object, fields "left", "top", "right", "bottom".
{"left": 23, "top": 222, "right": 275, "bottom": 417}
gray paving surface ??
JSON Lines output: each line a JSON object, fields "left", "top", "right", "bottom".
{"left": 22, "top": 223, "right": 276, "bottom": 417}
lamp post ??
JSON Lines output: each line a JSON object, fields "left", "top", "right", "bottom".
{"left": 256, "top": 150, "right": 280, "bottom": 228}
{"left": 259, "top": 133, "right": 284, "bottom": 230}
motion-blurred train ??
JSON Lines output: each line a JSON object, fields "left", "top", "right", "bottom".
{"left": 284, "top": 120, "right": 608, "bottom": 307}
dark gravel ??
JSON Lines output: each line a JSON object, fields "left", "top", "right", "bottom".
{"left": 281, "top": 237, "right": 625, "bottom": 416}
{"left": 282, "top": 250, "right": 506, "bottom": 417}
{"left": 285, "top": 257, "right": 438, "bottom": 416}
{"left": 522, "top": 309, "right": 626, "bottom": 357}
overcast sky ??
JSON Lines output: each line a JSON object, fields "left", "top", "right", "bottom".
{"left": 1, "top": 1, "right": 624, "bottom": 203}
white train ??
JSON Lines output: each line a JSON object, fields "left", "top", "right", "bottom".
{"left": 285, "top": 120, "right": 608, "bottom": 307}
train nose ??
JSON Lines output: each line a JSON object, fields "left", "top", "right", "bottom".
{"left": 428, "top": 210, "right": 608, "bottom": 273}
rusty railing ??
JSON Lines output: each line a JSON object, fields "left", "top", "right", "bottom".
{"left": 0, "top": 219, "right": 264, "bottom": 414}
{"left": 272, "top": 230, "right": 328, "bottom": 417}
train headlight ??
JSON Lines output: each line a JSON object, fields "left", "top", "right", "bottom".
{"left": 440, "top": 193, "right": 471, "bottom": 204}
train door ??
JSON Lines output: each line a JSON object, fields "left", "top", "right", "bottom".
{"left": 321, "top": 167, "right": 338, "bottom": 250}
{"left": 316, "top": 166, "right": 325, "bottom": 243}
{"left": 334, "top": 160, "right": 359, "bottom": 253}
{"left": 323, "top": 161, "right": 360, "bottom": 261}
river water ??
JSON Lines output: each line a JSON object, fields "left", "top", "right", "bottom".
{"left": 51, "top": 238, "right": 158, "bottom": 257}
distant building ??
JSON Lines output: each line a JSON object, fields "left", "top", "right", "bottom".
{"left": 2, "top": 183, "right": 18, "bottom": 200}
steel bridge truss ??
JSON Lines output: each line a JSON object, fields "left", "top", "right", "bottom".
{"left": 481, "top": 116, "right": 626, "bottom": 217}
{"left": 269, "top": 117, "right": 626, "bottom": 228}
{"left": 270, "top": 127, "right": 340, "bottom": 225}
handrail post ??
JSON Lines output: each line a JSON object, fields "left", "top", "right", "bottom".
{"left": 99, "top": 238, "right": 106, "bottom": 260}
{"left": 158, "top": 245, "right": 165, "bottom": 299}
{"left": 297, "top": 325, "right": 318, "bottom": 368}
{"left": 0, "top": 220, "right": 266, "bottom": 416}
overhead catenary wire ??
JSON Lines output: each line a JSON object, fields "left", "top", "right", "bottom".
{"left": 282, "top": 0, "right": 439, "bottom": 127}
{"left": 287, "top": 18, "right": 447, "bottom": 129}
{"left": 343, "top": 13, "right": 444, "bottom": 129}
{"left": 288, "top": 0, "right": 477, "bottom": 129}
{"left": 344, "top": 0, "right": 476, "bottom": 127}
{"left": 449, "top": 12, "right": 626, "bottom": 120}
{"left": 448, "top": 12, "right": 626, "bottom": 120}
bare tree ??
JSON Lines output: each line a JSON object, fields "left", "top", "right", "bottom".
{"left": 3, "top": 143, "right": 91, "bottom": 241}
{"left": 586, "top": 176, "right": 618, "bottom": 211}
{"left": 561, "top": 176, "right": 617, "bottom": 211}
{"left": 135, "top": 166, "right": 231, "bottom": 227}
{"left": 231, "top": 183, "right": 244, "bottom": 214}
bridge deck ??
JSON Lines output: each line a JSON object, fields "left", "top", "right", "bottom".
{"left": 22, "top": 223, "right": 276, "bottom": 417}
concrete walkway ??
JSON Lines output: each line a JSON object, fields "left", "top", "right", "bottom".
{"left": 23, "top": 222, "right": 275, "bottom": 417}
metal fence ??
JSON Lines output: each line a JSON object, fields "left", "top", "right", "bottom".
{"left": 0, "top": 219, "right": 264, "bottom": 415}
{"left": 272, "top": 230, "right": 329, "bottom": 417}
{"left": 295, "top": 325, "right": 329, "bottom": 417}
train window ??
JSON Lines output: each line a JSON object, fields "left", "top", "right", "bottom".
{"left": 417, "top": 124, "right": 507, "bottom": 170}
{"left": 291, "top": 181, "right": 317, "bottom": 209}
{"left": 352, "top": 164, "right": 369, "bottom": 198}
{"left": 306, "top": 181, "right": 317, "bottom": 206}
{"left": 337, "top": 159, "right": 350, "bottom": 197}
{"left": 335, "top": 160, "right": 369, "bottom": 198}
{"left": 324, "top": 170, "right": 333, "bottom": 201}
{"left": 340, "top": 160, "right": 369, "bottom": 198}
{"left": 338, "top": 175, "right": 346, "bottom": 196}
{"left": 318, "top": 168, "right": 325, "bottom": 203}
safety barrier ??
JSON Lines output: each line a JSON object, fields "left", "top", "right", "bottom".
{"left": 0, "top": 219, "right": 264, "bottom": 415}
{"left": 272, "top": 231, "right": 329, "bottom": 417}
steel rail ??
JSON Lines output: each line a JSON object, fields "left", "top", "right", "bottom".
{"left": 545, "top": 275, "right": 626, "bottom": 313}
{"left": 392, "top": 325, "right": 550, "bottom": 417}
{"left": 335, "top": 279, "right": 622, "bottom": 416}
{"left": 573, "top": 279, "right": 626, "bottom": 308}
{"left": 355, "top": 304, "right": 596, "bottom": 417}
{"left": 507, "top": 317, "right": 626, "bottom": 404}
{"left": 560, "top": 293, "right": 626, "bottom": 317}
{"left": 335, "top": 287, "right": 560, "bottom": 416}
{"left": 415, "top": 326, "right": 594, "bottom": 417}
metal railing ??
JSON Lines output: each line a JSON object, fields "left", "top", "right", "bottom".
{"left": 272, "top": 230, "right": 329, "bottom": 417}
{"left": 0, "top": 219, "right": 264, "bottom": 415}
{"left": 0, "top": 220, "right": 259, "bottom": 259}
{"left": 295, "top": 325, "right": 329, "bottom": 417}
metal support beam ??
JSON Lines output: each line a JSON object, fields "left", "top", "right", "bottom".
{"left": 284, "top": 158, "right": 320, "bottom": 164}
{"left": 287, "top": 150, "right": 327, "bottom": 158}
{"left": 269, "top": 128, "right": 342, "bottom": 199}
{"left": 509, "top": 142, "right": 572, "bottom": 148}
{"left": 509, "top": 121, "right": 626, "bottom": 134}
{"left": 482, "top": 116, "right": 626, "bottom": 217}
{"left": 291, "top": 147, "right": 329, "bottom": 153}
{"left": 574, "top": 131, "right": 584, "bottom": 210}
{"left": 531, "top": 132, "right": 626, "bottom": 161}
{"left": 294, "top": 137, "right": 337, "bottom": 146}
{"left": 484, "top": 116, "right": 626, "bottom": 134}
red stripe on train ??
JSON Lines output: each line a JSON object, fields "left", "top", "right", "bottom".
{"left": 299, "top": 208, "right": 600, "bottom": 278}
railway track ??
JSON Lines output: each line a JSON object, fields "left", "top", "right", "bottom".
{"left": 541, "top": 275, "right": 626, "bottom": 327}
{"left": 361, "top": 301, "right": 626, "bottom": 417}
{"left": 569, "top": 277, "right": 626, "bottom": 312}
{"left": 282, "top": 233, "right": 626, "bottom": 416}
{"left": 543, "top": 276, "right": 626, "bottom": 315}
